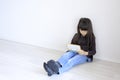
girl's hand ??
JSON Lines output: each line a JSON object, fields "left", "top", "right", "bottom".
{"left": 77, "top": 49, "right": 88, "bottom": 55}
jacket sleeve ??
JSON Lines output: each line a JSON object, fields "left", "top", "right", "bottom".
{"left": 71, "top": 33, "right": 79, "bottom": 44}
{"left": 88, "top": 36, "right": 96, "bottom": 56}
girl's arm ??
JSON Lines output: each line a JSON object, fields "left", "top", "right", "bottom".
{"left": 71, "top": 33, "right": 79, "bottom": 44}
{"left": 77, "top": 49, "right": 88, "bottom": 55}
{"left": 88, "top": 36, "right": 96, "bottom": 56}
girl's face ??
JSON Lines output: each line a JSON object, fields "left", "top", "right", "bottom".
{"left": 80, "top": 29, "right": 88, "bottom": 36}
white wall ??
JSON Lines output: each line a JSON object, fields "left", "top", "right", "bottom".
{"left": 0, "top": 0, "right": 120, "bottom": 63}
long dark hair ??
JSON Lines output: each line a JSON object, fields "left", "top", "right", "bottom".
{"left": 77, "top": 18, "right": 95, "bottom": 47}
{"left": 77, "top": 18, "right": 93, "bottom": 36}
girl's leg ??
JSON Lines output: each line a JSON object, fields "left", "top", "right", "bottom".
{"left": 57, "top": 51, "right": 77, "bottom": 66}
{"left": 59, "top": 54, "right": 88, "bottom": 73}
{"left": 44, "top": 51, "right": 77, "bottom": 75}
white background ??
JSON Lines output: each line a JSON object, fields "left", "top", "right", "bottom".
{"left": 0, "top": 0, "right": 120, "bottom": 63}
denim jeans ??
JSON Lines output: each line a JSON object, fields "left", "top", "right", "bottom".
{"left": 58, "top": 51, "right": 88, "bottom": 73}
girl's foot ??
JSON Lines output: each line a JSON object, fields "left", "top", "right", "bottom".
{"left": 43, "top": 62, "right": 54, "bottom": 76}
{"left": 47, "top": 60, "right": 60, "bottom": 74}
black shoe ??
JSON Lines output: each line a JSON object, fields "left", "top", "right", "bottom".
{"left": 47, "top": 60, "right": 59, "bottom": 74}
{"left": 43, "top": 62, "right": 54, "bottom": 76}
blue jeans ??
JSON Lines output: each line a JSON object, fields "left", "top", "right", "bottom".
{"left": 58, "top": 51, "right": 88, "bottom": 73}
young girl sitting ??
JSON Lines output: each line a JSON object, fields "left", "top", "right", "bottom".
{"left": 43, "top": 18, "right": 96, "bottom": 76}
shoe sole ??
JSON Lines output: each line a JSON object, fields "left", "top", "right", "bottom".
{"left": 43, "top": 62, "right": 53, "bottom": 76}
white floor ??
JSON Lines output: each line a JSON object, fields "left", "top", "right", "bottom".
{"left": 0, "top": 40, "right": 120, "bottom": 80}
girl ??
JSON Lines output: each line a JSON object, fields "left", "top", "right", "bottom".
{"left": 43, "top": 18, "right": 96, "bottom": 76}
